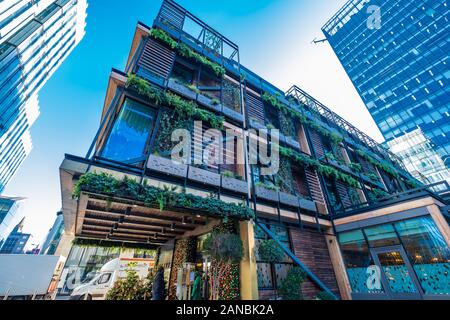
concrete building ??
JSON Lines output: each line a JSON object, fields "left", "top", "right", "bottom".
{"left": 0, "top": 0, "right": 87, "bottom": 193}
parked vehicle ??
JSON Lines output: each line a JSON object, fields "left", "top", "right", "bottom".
{"left": 0, "top": 254, "right": 65, "bottom": 300}
{"left": 70, "top": 258, "right": 154, "bottom": 300}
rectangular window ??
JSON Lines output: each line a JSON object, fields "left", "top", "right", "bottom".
{"left": 101, "top": 99, "right": 156, "bottom": 165}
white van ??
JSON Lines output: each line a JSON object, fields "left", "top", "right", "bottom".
{"left": 70, "top": 258, "right": 153, "bottom": 300}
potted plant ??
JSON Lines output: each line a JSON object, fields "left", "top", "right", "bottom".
{"left": 257, "top": 239, "right": 285, "bottom": 262}
{"left": 278, "top": 267, "right": 305, "bottom": 300}
{"left": 167, "top": 78, "right": 197, "bottom": 100}
{"left": 221, "top": 171, "right": 248, "bottom": 194}
{"left": 147, "top": 154, "right": 188, "bottom": 179}
{"left": 298, "top": 196, "right": 317, "bottom": 212}
{"left": 197, "top": 92, "right": 222, "bottom": 112}
{"left": 255, "top": 181, "right": 279, "bottom": 202}
{"left": 188, "top": 165, "right": 221, "bottom": 187}
{"left": 278, "top": 190, "right": 300, "bottom": 208}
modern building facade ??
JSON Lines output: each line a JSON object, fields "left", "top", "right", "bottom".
{"left": 56, "top": 0, "right": 450, "bottom": 300}
{"left": 0, "top": 217, "right": 30, "bottom": 254}
{"left": 322, "top": 0, "right": 450, "bottom": 185}
{"left": 0, "top": 0, "right": 87, "bottom": 193}
{"left": 40, "top": 210, "right": 64, "bottom": 255}
{"left": 0, "top": 195, "right": 25, "bottom": 245}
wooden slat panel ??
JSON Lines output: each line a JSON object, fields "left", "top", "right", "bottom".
{"left": 305, "top": 167, "right": 326, "bottom": 204}
{"left": 310, "top": 130, "right": 324, "bottom": 158}
{"left": 335, "top": 180, "right": 352, "bottom": 209}
{"left": 289, "top": 228, "right": 340, "bottom": 299}
{"left": 159, "top": 1, "right": 185, "bottom": 29}
{"left": 246, "top": 91, "right": 265, "bottom": 124}
{"left": 137, "top": 38, "right": 175, "bottom": 80}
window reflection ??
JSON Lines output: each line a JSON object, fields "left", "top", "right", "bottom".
{"left": 364, "top": 224, "right": 400, "bottom": 248}
{"left": 101, "top": 99, "right": 155, "bottom": 164}
{"left": 338, "top": 230, "right": 384, "bottom": 293}
{"left": 395, "top": 216, "right": 450, "bottom": 295}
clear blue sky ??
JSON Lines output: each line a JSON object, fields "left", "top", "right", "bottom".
{"left": 4, "top": 0, "right": 382, "bottom": 247}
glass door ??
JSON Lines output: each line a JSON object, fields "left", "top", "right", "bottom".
{"left": 371, "top": 246, "right": 423, "bottom": 300}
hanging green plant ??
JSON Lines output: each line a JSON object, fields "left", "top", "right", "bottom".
{"left": 127, "top": 74, "right": 224, "bottom": 130}
{"left": 149, "top": 28, "right": 226, "bottom": 78}
{"left": 262, "top": 92, "right": 343, "bottom": 144}
{"left": 356, "top": 149, "right": 399, "bottom": 178}
{"left": 279, "top": 146, "right": 360, "bottom": 189}
{"left": 73, "top": 172, "right": 255, "bottom": 220}
{"left": 258, "top": 239, "right": 285, "bottom": 263}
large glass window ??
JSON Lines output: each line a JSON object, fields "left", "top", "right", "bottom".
{"left": 394, "top": 216, "right": 450, "bottom": 295}
{"left": 338, "top": 230, "right": 384, "bottom": 294}
{"left": 364, "top": 224, "right": 400, "bottom": 248}
{"left": 101, "top": 99, "right": 156, "bottom": 164}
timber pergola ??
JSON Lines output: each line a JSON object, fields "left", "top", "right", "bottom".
{"left": 75, "top": 192, "right": 210, "bottom": 245}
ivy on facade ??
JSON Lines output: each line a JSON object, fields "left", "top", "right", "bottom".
{"left": 73, "top": 172, "right": 255, "bottom": 220}
{"left": 261, "top": 92, "right": 343, "bottom": 144}
{"left": 127, "top": 74, "right": 224, "bottom": 130}
{"left": 279, "top": 146, "right": 361, "bottom": 189}
{"left": 149, "top": 28, "right": 226, "bottom": 77}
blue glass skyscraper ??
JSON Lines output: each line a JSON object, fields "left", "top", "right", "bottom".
{"left": 0, "top": 0, "right": 87, "bottom": 193}
{"left": 322, "top": 0, "right": 449, "bottom": 185}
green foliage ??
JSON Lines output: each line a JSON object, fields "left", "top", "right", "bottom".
{"left": 316, "top": 291, "right": 337, "bottom": 300}
{"left": 149, "top": 29, "right": 225, "bottom": 77}
{"left": 368, "top": 188, "right": 390, "bottom": 202}
{"left": 279, "top": 146, "right": 360, "bottom": 189}
{"left": 106, "top": 265, "right": 154, "bottom": 300}
{"left": 73, "top": 172, "right": 255, "bottom": 220}
{"left": 258, "top": 239, "right": 285, "bottom": 263}
{"left": 255, "top": 181, "right": 279, "bottom": 191}
{"left": 278, "top": 267, "right": 306, "bottom": 300}
{"left": 72, "top": 238, "right": 155, "bottom": 251}
{"left": 356, "top": 149, "right": 400, "bottom": 178}
{"left": 261, "top": 92, "right": 343, "bottom": 145}
{"left": 348, "top": 162, "right": 362, "bottom": 173}
{"left": 221, "top": 171, "right": 235, "bottom": 178}
{"left": 367, "top": 173, "right": 380, "bottom": 182}
{"left": 127, "top": 74, "right": 224, "bottom": 130}
{"left": 203, "top": 232, "right": 244, "bottom": 264}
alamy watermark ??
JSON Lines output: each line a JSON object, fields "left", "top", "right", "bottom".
{"left": 170, "top": 121, "right": 280, "bottom": 176}
{"left": 367, "top": 5, "right": 382, "bottom": 30}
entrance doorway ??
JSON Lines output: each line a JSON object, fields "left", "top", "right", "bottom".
{"left": 370, "top": 246, "right": 423, "bottom": 300}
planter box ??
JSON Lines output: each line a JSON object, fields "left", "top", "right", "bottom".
{"left": 167, "top": 79, "right": 197, "bottom": 100}
{"left": 279, "top": 192, "right": 299, "bottom": 208}
{"left": 285, "top": 136, "right": 300, "bottom": 150}
{"left": 147, "top": 155, "right": 188, "bottom": 178}
{"left": 249, "top": 119, "right": 265, "bottom": 131}
{"left": 222, "top": 106, "right": 244, "bottom": 123}
{"left": 188, "top": 166, "right": 220, "bottom": 187}
{"left": 221, "top": 176, "right": 248, "bottom": 194}
{"left": 197, "top": 94, "right": 222, "bottom": 113}
{"left": 277, "top": 132, "right": 287, "bottom": 143}
{"left": 328, "top": 159, "right": 352, "bottom": 174}
{"left": 255, "top": 186, "right": 279, "bottom": 202}
{"left": 299, "top": 198, "right": 317, "bottom": 212}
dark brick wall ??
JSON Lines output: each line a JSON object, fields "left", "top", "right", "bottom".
{"left": 289, "top": 228, "right": 340, "bottom": 299}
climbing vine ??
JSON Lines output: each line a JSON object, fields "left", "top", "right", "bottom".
{"left": 127, "top": 74, "right": 224, "bottom": 130}
{"left": 149, "top": 28, "right": 226, "bottom": 77}
{"left": 73, "top": 172, "right": 255, "bottom": 220}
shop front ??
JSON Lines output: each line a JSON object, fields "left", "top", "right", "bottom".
{"left": 337, "top": 214, "right": 450, "bottom": 300}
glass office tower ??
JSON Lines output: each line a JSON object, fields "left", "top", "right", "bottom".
{"left": 0, "top": 196, "right": 25, "bottom": 246}
{"left": 322, "top": 0, "right": 450, "bottom": 185}
{"left": 0, "top": 0, "right": 87, "bottom": 193}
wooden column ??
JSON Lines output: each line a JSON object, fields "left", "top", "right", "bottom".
{"left": 427, "top": 204, "right": 450, "bottom": 247}
{"left": 324, "top": 230, "right": 352, "bottom": 300}
{"left": 239, "top": 220, "right": 259, "bottom": 300}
